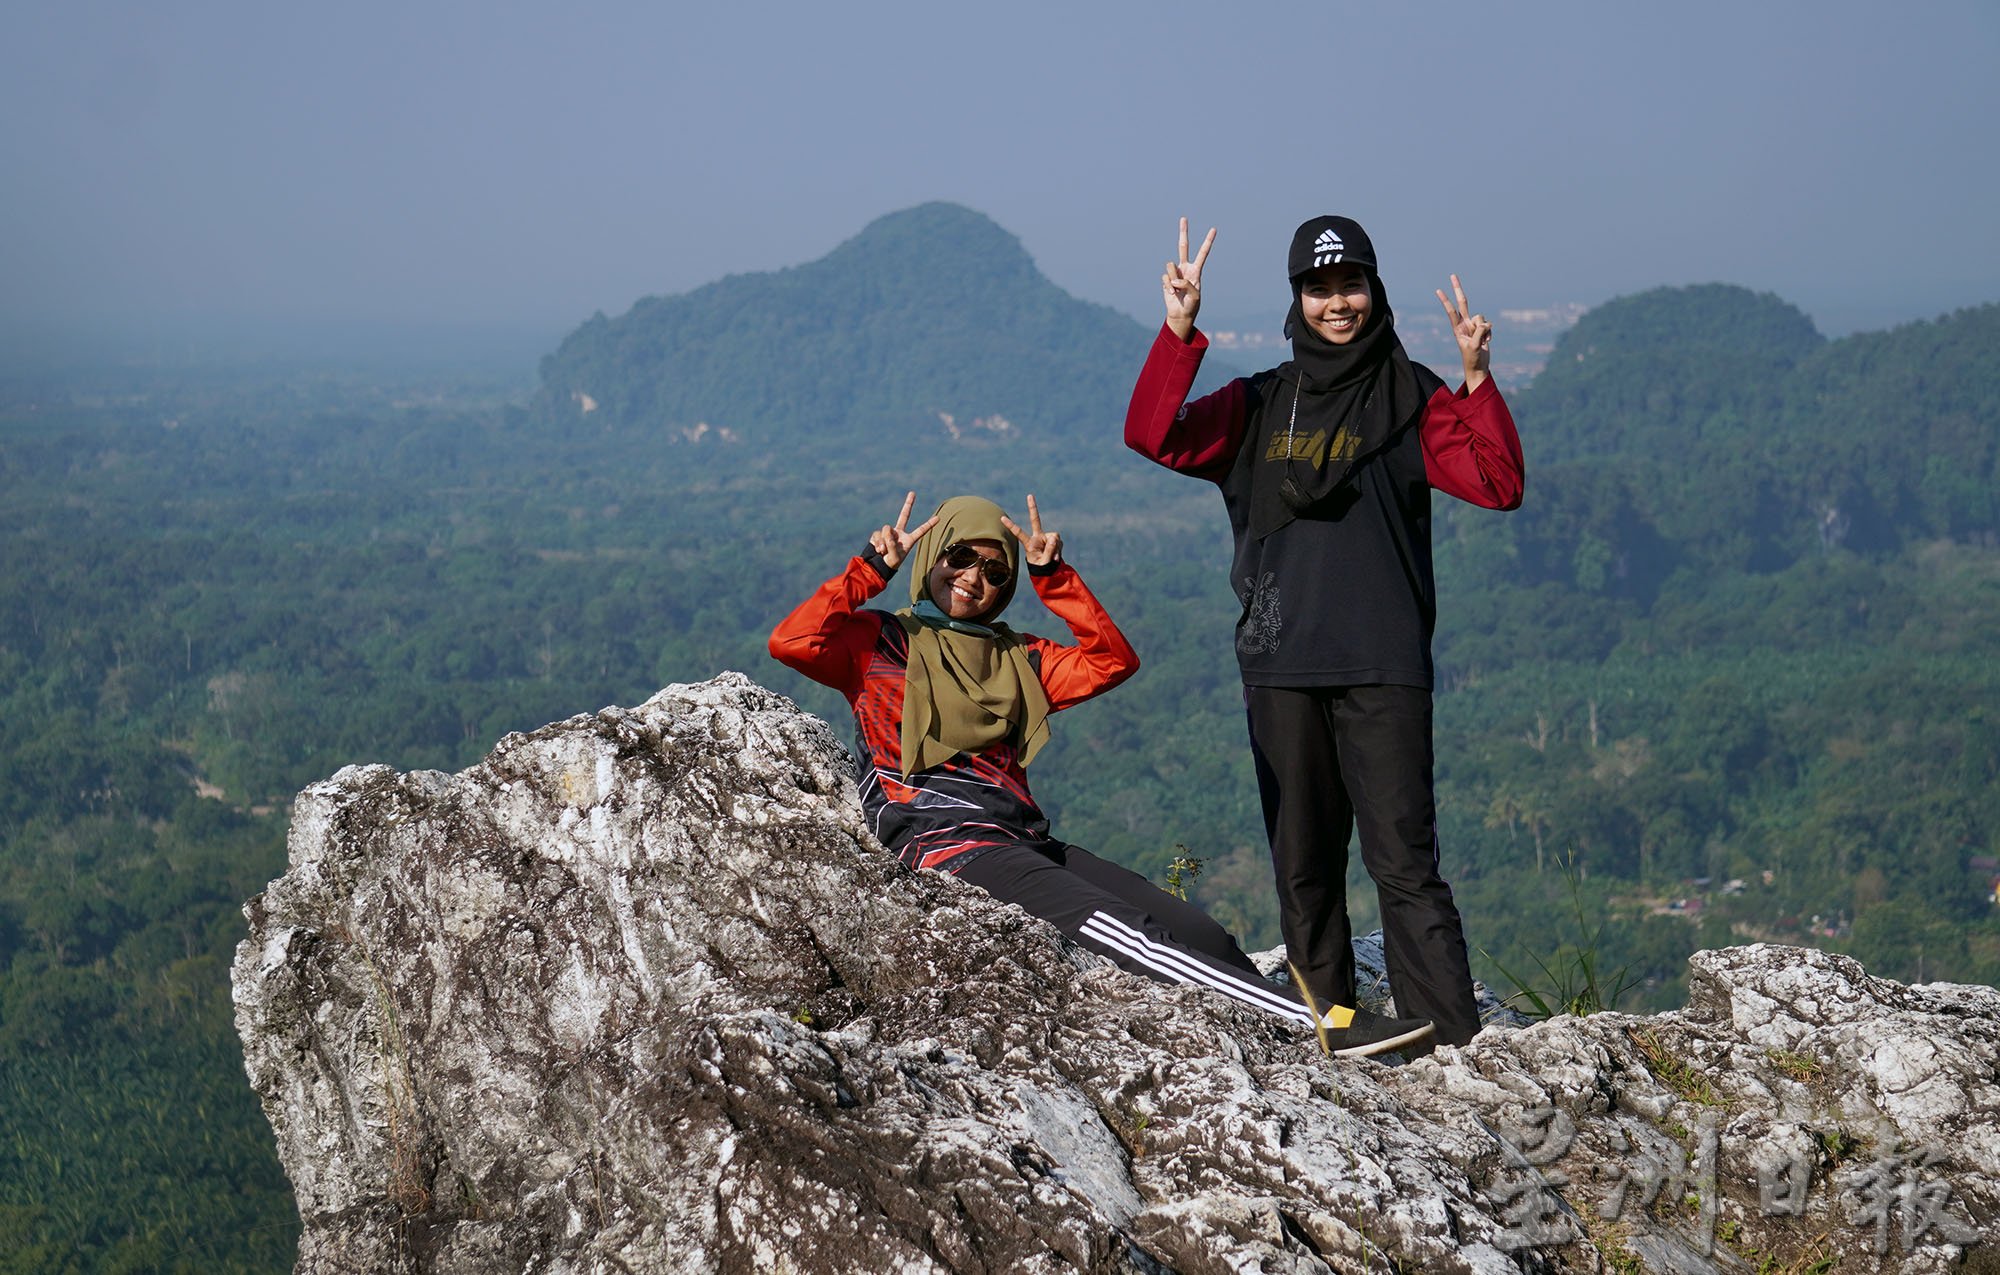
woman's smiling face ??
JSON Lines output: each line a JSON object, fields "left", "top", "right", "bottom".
{"left": 1297, "top": 263, "right": 1374, "bottom": 345}
{"left": 927, "top": 539, "right": 1008, "bottom": 620}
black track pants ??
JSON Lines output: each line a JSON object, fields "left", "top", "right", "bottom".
{"left": 1245, "top": 683, "right": 1481, "bottom": 1045}
{"left": 953, "top": 841, "right": 1314, "bottom": 1027}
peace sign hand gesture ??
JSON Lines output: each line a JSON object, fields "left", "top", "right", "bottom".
{"left": 1000, "top": 494, "right": 1062, "bottom": 568}
{"left": 869, "top": 491, "right": 938, "bottom": 571}
{"left": 1436, "top": 274, "right": 1493, "bottom": 391}
{"left": 1162, "top": 217, "right": 1216, "bottom": 343}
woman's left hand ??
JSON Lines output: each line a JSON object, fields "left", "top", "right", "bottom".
{"left": 1001, "top": 494, "right": 1062, "bottom": 568}
{"left": 1437, "top": 274, "right": 1493, "bottom": 391}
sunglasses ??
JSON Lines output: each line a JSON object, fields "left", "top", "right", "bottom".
{"left": 940, "top": 542, "right": 1012, "bottom": 589}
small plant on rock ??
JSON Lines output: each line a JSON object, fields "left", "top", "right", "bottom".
{"left": 1126, "top": 1109, "right": 1151, "bottom": 1158}
{"left": 1814, "top": 1126, "right": 1869, "bottom": 1165}
{"left": 1162, "top": 845, "right": 1205, "bottom": 902}
{"left": 1626, "top": 1026, "right": 1721, "bottom": 1107}
{"left": 1481, "top": 846, "right": 1637, "bottom": 1018}
{"left": 1764, "top": 1048, "right": 1823, "bottom": 1083}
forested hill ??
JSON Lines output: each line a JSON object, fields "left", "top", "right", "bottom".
{"left": 1522, "top": 284, "right": 1827, "bottom": 465}
{"left": 1456, "top": 288, "right": 2000, "bottom": 613}
{"left": 533, "top": 201, "right": 1183, "bottom": 443}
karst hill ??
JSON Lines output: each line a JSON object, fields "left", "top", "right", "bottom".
{"left": 532, "top": 202, "right": 1168, "bottom": 450}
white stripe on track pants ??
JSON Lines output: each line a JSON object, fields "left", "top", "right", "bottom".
{"left": 951, "top": 840, "right": 1315, "bottom": 1027}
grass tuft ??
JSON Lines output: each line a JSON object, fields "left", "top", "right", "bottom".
{"left": 1481, "top": 846, "right": 1638, "bottom": 1018}
{"left": 1764, "top": 1048, "right": 1823, "bottom": 1083}
{"left": 1625, "top": 1026, "right": 1721, "bottom": 1107}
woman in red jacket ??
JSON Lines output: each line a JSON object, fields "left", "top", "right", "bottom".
{"left": 770, "top": 492, "right": 1416, "bottom": 1052}
{"left": 1126, "top": 217, "right": 1526, "bottom": 1053}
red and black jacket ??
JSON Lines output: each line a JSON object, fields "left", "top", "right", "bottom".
{"left": 1126, "top": 321, "right": 1525, "bottom": 689}
{"left": 769, "top": 554, "right": 1138, "bottom": 872}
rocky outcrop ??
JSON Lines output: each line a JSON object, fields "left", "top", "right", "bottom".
{"left": 233, "top": 674, "right": 1997, "bottom": 1273}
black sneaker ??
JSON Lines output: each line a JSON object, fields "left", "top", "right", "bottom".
{"left": 1319, "top": 1006, "right": 1435, "bottom": 1058}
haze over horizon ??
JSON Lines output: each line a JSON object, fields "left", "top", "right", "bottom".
{"left": 4, "top": 0, "right": 1995, "bottom": 358}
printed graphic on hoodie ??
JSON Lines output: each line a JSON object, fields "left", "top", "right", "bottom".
{"left": 1237, "top": 573, "right": 1282, "bottom": 655}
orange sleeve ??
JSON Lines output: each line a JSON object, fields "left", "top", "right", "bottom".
{"left": 1021, "top": 563, "right": 1140, "bottom": 711}
{"left": 768, "top": 556, "right": 891, "bottom": 698}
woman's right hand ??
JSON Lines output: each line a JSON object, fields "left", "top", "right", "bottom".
{"left": 869, "top": 491, "right": 938, "bottom": 570}
{"left": 1162, "top": 217, "right": 1215, "bottom": 342}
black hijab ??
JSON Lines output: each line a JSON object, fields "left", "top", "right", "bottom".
{"left": 1250, "top": 216, "right": 1427, "bottom": 540}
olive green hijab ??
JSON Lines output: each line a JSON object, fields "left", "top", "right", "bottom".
{"left": 894, "top": 496, "right": 1052, "bottom": 777}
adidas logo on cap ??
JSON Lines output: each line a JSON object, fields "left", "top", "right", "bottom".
{"left": 1313, "top": 228, "right": 1344, "bottom": 268}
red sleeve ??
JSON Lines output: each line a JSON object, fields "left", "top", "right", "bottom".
{"left": 1019, "top": 563, "right": 1139, "bottom": 712}
{"left": 1420, "top": 376, "right": 1525, "bottom": 510}
{"left": 767, "top": 556, "right": 891, "bottom": 698}
{"left": 1124, "top": 322, "right": 1250, "bottom": 482}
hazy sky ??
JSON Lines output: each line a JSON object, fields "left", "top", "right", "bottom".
{"left": 4, "top": 0, "right": 1996, "bottom": 346}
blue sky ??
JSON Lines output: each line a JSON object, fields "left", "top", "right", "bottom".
{"left": 3, "top": 0, "right": 1995, "bottom": 345}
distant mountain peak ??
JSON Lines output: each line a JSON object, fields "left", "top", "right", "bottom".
{"left": 810, "top": 201, "right": 1042, "bottom": 291}
{"left": 533, "top": 202, "right": 1141, "bottom": 440}
{"left": 837, "top": 201, "right": 1029, "bottom": 254}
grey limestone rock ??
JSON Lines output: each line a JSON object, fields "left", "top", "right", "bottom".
{"left": 234, "top": 673, "right": 1997, "bottom": 1273}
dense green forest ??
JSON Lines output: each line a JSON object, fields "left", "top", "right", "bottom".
{"left": 2, "top": 205, "right": 1995, "bottom": 1267}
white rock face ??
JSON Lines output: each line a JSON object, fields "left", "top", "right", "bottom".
{"left": 233, "top": 673, "right": 1998, "bottom": 1273}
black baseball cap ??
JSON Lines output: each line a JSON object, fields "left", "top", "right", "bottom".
{"left": 1287, "top": 216, "right": 1377, "bottom": 281}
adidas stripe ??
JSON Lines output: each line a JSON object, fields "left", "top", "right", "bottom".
{"left": 1078, "top": 911, "right": 1316, "bottom": 1027}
